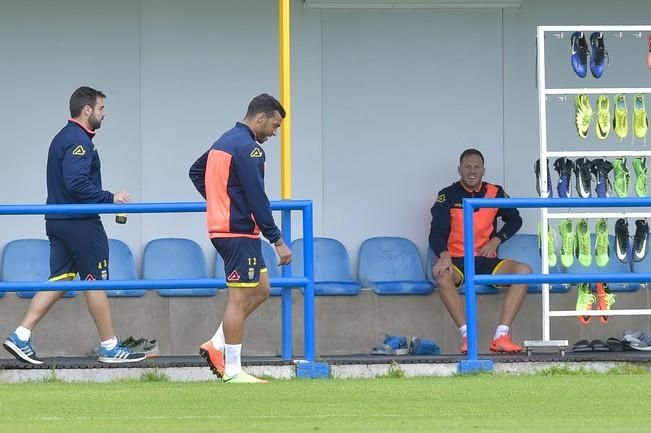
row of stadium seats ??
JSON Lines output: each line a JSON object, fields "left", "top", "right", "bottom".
{"left": 0, "top": 235, "right": 647, "bottom": 298}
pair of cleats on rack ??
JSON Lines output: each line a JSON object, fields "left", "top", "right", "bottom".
{"left": 571, "top": 31, "right": 608, "bottom": 78}
{"left": 574, "top": 94, "right": 648, "bottom": 141}
{"left": 615, "top": 218, "right": 649, "bottom": 263}
{"left": 460, "top": 334, "right": 523, "bottom": 354}
{"left": 537, "top": 156, "right": 647, "bottom": 198}
{"left": 370, "top": 334, "right": 440, "bottom": 356}
{"left": 556, "top": 218, "right": 610, "bottom": 268}
{"left": 199, "top": 341, "right": 267, "bottom": 383}
{"left": 576, "top": 282, "right": 615, "bottom": 325}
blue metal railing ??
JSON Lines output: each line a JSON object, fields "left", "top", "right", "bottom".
{"left": 0, "top": 200, "right": 316, "bottom": 363}
{"left": 462, "top": 197, "right": 651, "bottom": 364}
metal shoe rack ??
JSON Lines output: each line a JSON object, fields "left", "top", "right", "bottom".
{"left": 536, "top": 25, "right": 651, "bottom": 344}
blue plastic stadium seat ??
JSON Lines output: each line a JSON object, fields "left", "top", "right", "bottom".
{"left": 426, "top": 247, "right": 498, "bottom": 294}
{"left": 497, "top": 234, "right": 569, "bottom": 293}
{"left": 1, "top": 239, "right": 76, "bottom": 298}
{"left": 106, "top": 239, "right": 144, "bottom": 297}
{"left": 358, "top": 237, "right": 433, "bottom": 295}
{"left": 292, "top": 237, "right": 361, "bottom": 296}
{"left": 564, "top": 234, "right": 638, "bottom": 292}
{"left": 143, "top": 238, "right": 216, "bottom": 297}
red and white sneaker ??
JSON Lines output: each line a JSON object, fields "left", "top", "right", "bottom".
{"left": 489, "top": 334, "right": 523, "bottom": 353}
{"left": 199, "top": 340, "right": 225, "bottom": 378}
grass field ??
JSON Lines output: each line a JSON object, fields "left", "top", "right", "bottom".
{"left": 1, "top": 369, "right": 651, "bottom": 433}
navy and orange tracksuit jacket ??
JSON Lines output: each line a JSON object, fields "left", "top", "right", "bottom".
{"left": 46, "top": 120, "right": 114, "bottom": 219}
{"left": 189, "top": 122, "right": 282, "bottom": 244}
{"left": 428, "top": 181, "right": 522, "bottom": 258}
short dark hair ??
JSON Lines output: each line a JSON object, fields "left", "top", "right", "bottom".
{"left": 69, "top": 86, "right": 106, "bottom": 118}
{"left": 459, "top": 148, "right": 484, "bottom": 165}
{"left": 245, "top": 93, "right": 286, "bottom": 119}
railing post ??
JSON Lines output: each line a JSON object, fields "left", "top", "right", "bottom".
{"left": 280, "top": 209, "right": 293, "bottom": 360}
{"left": 458, "top": 199, "right": 494, "bottom": 374}
{"left": 302, "top": 202, "right": 316, "bottom": 363}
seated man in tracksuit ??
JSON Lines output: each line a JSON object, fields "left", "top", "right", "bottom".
{"left": 429, "top": 148, "right": 531, "bottom": 354}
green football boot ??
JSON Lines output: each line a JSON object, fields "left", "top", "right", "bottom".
{"left": 574, "top": 94, "right": 593, "bottom": 139}
{"left": 559, "top": 219, "right": 575, "bottom": 268}
{"left": 613, "top": 94, "right": 628, "bottom": 140}
{"left": 633, "top": 94, "right": 648, "bottom": 140}
{"left": 594, "top": 218, "right": 610, "bottom": 267}
{"left": 538, "top": 223, "right": 557, "bottom": 267}
{"left": 633, "top": 157, "right": 647, "bottom": 197}
{"left": 595, "top": 95, "right": 611, "bottom": 139}
{"left": 576, "top": 218, "right": 592, "bottom": 267}
{"left": 613, "top": 157, "right": 630, "bottom": 198}
{"left": 575, "top": 283, "right": 595, "bottom": 325}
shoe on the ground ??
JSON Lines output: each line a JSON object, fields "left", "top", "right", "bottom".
{"left": 591, "top": 158, "right": 613, "bottom": 198}
{"left": 489, "top": 334, "right": 523, "bottom": 353}
{"left": 97, "top": 342, "right": 146, "bottom": 364}
{"left": 613, "top": 157, "right": 630, "bottom": 198}
{"left": 559, "top": 219, "right": 575, "bottom": 268}
{"left": 534, "top": 159, "right": 552, "bottom": 198}
{"left": 633, "top": 156, "right": 647, "bottom": 197}
{"left": 223, "top": 371, "right": 268, "bottom": 383}
{"left": 595, "top": 95, "right": 611, "bottom": 139}
{"left": 574, "top": 94, "right": 593, "bottom": 138}
{"left": 538, "top": 223, "right": 557, "bottom": 267}
{"left": 370, "top": 334, "right": 409, "bottom": 355}
{"left": 633, "top": 94, "right": 648, "bottom": 140}
{"left": 633, "top": 219, "right": 649, "bottom": 262}
{"left": 554, "top": 158, "right": 574, "bottom": 198}
{"left": 589, "top": 32, "right": 609, "bottom": 78}
{"left": 570, "top": 32, "right": 590, "bottom": 78}
{"left": 409, "top": 337, "right": 440, "bottom": 355}
{"left": 574, "top": 157, "right": 592, "bottom": 198}
{"left": 613, "top": 94, "right": 629, "bottom": 140}
{"left": 576, "top": 218, "right": 592, "bottom": 267}
{"left": 199, "top": 340, "right": 225, "bottom": 378}
{"left": 596, "top": 282, "right": 616, "bottom": 324}
{"left": 126, "top": 337, "right": 160, "bottom": 358}
{"left": 594, "top": 218, "right": 610, "bottom": 267}
{"left": 623, "top": 330, "right": 651, "bottom": 351}
{"left": 460, "top": 336, "right": 467, "bottom": 355}
{"left": 615, "top": 218, "right": 630, "bottom": 263}
{"left": 575, "top": 282, "right": 595, "bottom": 325}
{"left": 3, "top": 333, "right": 43, "bottom": 365}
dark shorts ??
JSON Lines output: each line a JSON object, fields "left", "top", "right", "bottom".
{"left": 45, "top": 218, "right": 109, "bottom": 281}
{"left": 451, "top": 256, "right": 507, "bottom": 287}
{"left": 211, "top": 237, "right": 267, "bottom": 288}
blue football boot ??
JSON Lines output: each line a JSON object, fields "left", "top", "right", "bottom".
{"left": 590, "top": 32, "right": 609, "bottom": 78}
{"left": 554, "top": 157, "right": 574, "bottom": 198}
{"left": 570, "top": 32, "right": 590, "bottom": 78}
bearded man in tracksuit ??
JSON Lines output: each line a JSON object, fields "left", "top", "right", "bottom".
{"left": 429, "top": 148, "right": 531, "bottom": 354}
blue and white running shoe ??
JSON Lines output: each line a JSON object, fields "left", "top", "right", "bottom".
{"left": 590, "top": 32, "right": 609, "bottom": 78}
{"left": 3, "top": 333, "right": 43, "bottom": 365}
{"left": 97, "top": 341, "right": 146, "bottom": 364}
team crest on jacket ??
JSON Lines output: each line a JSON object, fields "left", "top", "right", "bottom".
{"left": 250, "top": 148, "right": 263, "bottom": 158}
{"left": 72, "top": 145, "right": 86, "bottom": 156}
{"left": 436, "top": 193, "right": 446, "bottom": 203}
{"left": 248, "top": 267, "right": 255, "bottom": 280}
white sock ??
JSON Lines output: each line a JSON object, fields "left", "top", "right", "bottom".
{"left": 15, "top": 326, "right": 31, "bottom": 341}
{"left": 494, "top": 325, "right": 510, "bottom": 340}
{"left": 459, "top": 325, "right": 467, "bottom": 338}
{"left": 224, "top": 343, "right": 243, "bottom": 377}
{"left": 100, "top": 336, "right": 118, "bottom": 351}
{"left": 211, "top": 322, "right": 226, "bottom": 352}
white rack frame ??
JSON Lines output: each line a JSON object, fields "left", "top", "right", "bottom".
{"left": 537, "top": 25, "right": 651, "bottom": 342}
